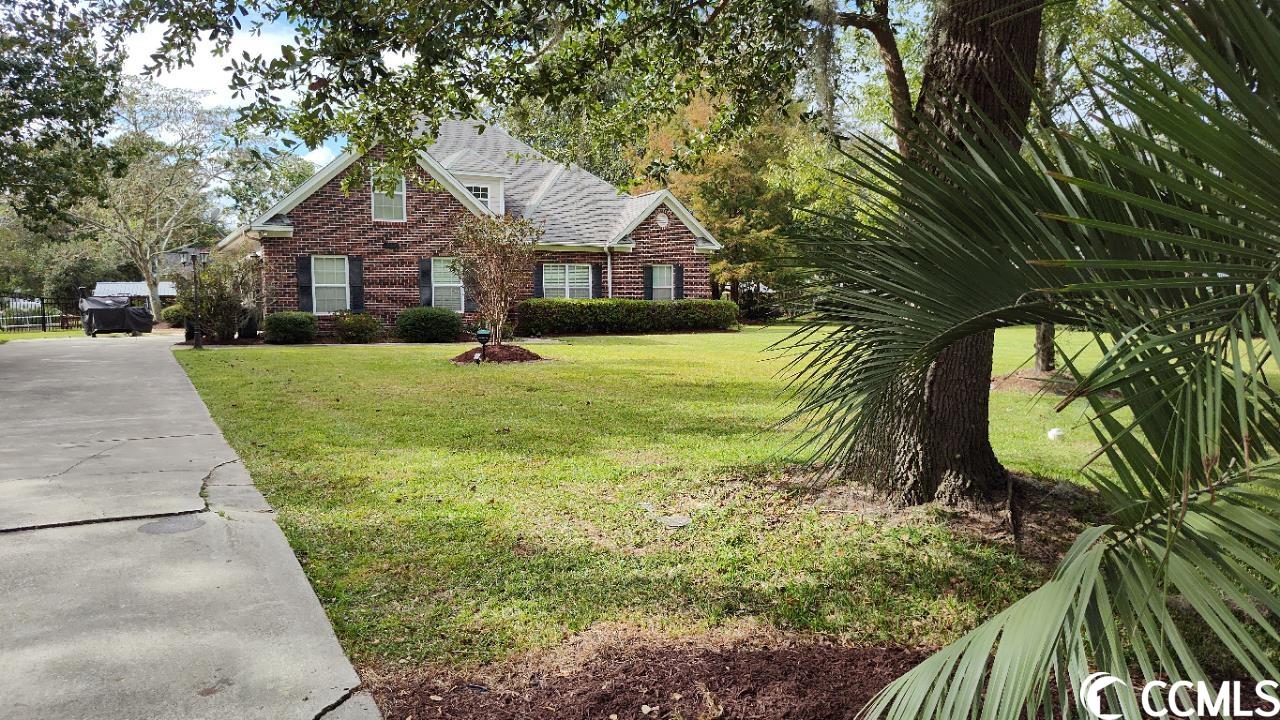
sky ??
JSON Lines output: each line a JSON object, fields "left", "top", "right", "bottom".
{"left": 121, "top": 20, "right": 341, "bottom": 167}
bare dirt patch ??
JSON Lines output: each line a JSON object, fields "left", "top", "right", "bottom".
{"left": 452, "top": 343, "right": 544, "bottom": 364}
{"left": 747, "top": 467, "right": 1093, "bottom": 567}
{"left": 990, "top": 369, "right": 1077, "bottom": 396}
{"left": 363, "top": 625, "right": 929, "bottom": 720}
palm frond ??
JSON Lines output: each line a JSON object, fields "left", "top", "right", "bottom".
{"left": 782, "top": 0, "right": 1280, "bottom": 716}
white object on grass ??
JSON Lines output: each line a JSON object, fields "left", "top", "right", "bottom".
{"left": 1047, "top": 428, "right": 1065, "bottom": 441}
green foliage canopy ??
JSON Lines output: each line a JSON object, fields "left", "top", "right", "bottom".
{"left": 122, "top": 0, "right": 809, "bottom": 174}
{"left": 1, "top": 1, "right": 124, "bottom": 225}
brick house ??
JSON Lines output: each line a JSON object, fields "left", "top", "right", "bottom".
{"left": 218, "top": 120, "right": 720, "bottom": 332}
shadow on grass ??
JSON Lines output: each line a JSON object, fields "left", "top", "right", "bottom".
{"left": 284, "top": 487, "right": 1036, "bottom": 665}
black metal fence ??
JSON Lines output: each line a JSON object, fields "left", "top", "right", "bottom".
{"left": 1, "top": 296, "right": 83, "bottom": 333}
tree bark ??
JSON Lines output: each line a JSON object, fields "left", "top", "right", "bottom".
{"left": 144, "top": 258, "right": 161, "bottom": 315}
{"left": 874, "top": 0, "right": 1044, "bottom": 507}
{"left": 1034, "top": 322, "right": 1056, "bottom": 373}
{"left": 823, "top": 0, "right": 914, "bottom": 153}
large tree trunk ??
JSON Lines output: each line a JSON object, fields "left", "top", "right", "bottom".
{"left": 876, "top": 0, "right": 1044, "bottom": 507}
{"left": 1034, "top": 322, "right": 1056, "bottom": 373}
{"left": 143, "top": 258, "right": 162, "bottom": 315}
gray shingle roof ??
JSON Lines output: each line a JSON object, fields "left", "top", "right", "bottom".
{"left": 93, "top": 281, "right": 177, "bottom": 297}
{"left": 439, "top": 148, "right": 509, "bottom": 177}
{"left": 425, "top": 120, "right": 667, "bottom": 247}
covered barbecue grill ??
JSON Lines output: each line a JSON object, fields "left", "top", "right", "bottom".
{"left": 79, "top": 295, "right": 154, "bottom": 337}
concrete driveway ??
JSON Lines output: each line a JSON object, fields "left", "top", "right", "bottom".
{"left": 0, "top": 335, "right": 380, "bottom": 720}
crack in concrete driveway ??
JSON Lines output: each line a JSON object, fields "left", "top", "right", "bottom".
{"left": 0, "top": 335, "right": 380, "bottom": 719}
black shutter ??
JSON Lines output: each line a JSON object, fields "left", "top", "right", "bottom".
{"left": 349, "top": 256, "right": 364, "bottom": 311}
{"left": 591, "top": 264, "right": 604, "bottom": 299}
{"left": 418, "top": 259, "right": 432, "bottom": 306}
{"left": 643, "top": 266, "right": 654, "bottom": 300}
{"left": 533, "top": 263, "right": 544, "bottom": 298}
{"left": 297, "top": 255, "right": 313, "bottom": 312}
{"left": 673, "top": 265, "right": 685, "bottom": 300}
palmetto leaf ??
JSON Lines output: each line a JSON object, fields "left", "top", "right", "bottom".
{"left": 783, "top": 0, "right": 1280, "bottom": 717}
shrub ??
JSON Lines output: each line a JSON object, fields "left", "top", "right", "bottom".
{"left": 397, "top": 307, "right": 462, "bottom": 342}
{"left": 333, "top": 312, "right": 382, "bottom": 343}
{"left": 172, "top": 256, "right": 259, "bottom": 342}
{"left": 516, "top": 298, "right": 739, "bottom": 336}
{"left": 263, "top": 311, "right": 317, "bottom": 344}
{"left": 160, "top": 304, "right": 186, "bottom": 327}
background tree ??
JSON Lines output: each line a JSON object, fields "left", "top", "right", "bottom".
{"left": 448, "top": 215, "right": 543, "bottom": 344}
{"left": 499, "top": 95, "right": 646, "bottom": 188}
{"left": 221, "top": 136, "right": 318, "bottom": 225}
{"left": 637, "top": 101, "right": 806, "bottom": 317}
{"left": 0, "top": 0, "right": 123, "bottom": 225}
{"left": 0, "top": 204, "right": 133, "bottom": 298}
{"left": 73, "top": 77, "right": 230, "bottom": 311}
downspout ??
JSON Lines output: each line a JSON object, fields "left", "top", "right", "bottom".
{"left": 605, "top": 246, "right": 613, "bottom": 298}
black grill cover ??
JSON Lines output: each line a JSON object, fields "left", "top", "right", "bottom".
{"left": 79, "top": 296, "right": 154, "bottom": 335}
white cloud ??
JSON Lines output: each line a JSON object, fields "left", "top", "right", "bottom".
{"left": 122, "top": 23, "right": 298, "bottom": 109}
{"left": 119, "top": 22, "right": 345, "bottom": 162}
{"left": 382, "top": 49, "right": 417, "bottom": 70}
{"left": 302, "top": 146, "right": 336, "bottom": 168}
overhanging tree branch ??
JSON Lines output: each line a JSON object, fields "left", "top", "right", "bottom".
{"left": 805, "top": 0, "right": 914, "bottom": 152}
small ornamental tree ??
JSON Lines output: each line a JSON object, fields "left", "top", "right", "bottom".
{"left": 447, "top": 214, "right": 542, "bottom": 345}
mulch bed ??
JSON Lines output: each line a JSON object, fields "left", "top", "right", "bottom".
{"left": 175, "top": 337, "right": 264, "bottom": 346}
{"left": 365, "top": 642, "right": 928, "bottom": 720}
{"left": 452, "top": 343, "right": 544, "bottom": 364}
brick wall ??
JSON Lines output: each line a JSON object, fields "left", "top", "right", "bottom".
{"left": 610, "top": 207, "right": 712, "bottom": 300}
{"left": 263, "top": 152, "right": 469, "bottom": 329}
{"left": 263, "top": 157, "right": 713, "bottom": 331}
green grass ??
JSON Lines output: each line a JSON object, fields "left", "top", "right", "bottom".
{"left": 178, "top": 326, "right": 1102, "bottom": 668}
{"left": 0, "top": 329, "right": 85, "bottom": 342}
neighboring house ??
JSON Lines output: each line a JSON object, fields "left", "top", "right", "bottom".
{"left": 218, "top": 120, "right": 720, "bottom": 329}
{"left": 92, "top": 281, "right": 178, "bottom": 302}
{"left": 160, "top": 244, "right": 211, "bottom": 271}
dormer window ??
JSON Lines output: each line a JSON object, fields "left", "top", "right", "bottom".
{"left": 465, "top": 184, "right": 491, "bottom": 209}
{"left": 371, "top": 170, "right": 406, "bottom": 222}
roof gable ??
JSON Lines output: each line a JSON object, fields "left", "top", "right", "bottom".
{"left": 609, "top": 191, "right": 720, "bottom": 249}
{"left": 222, "top": 120, "right": 718, "bottom": 251}
{"left": 220, "top": 144, "right": 493, "bottom": 248}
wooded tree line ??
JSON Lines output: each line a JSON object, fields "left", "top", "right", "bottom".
{"left": 0, "top": 5, "right": 314, "bottom": 308}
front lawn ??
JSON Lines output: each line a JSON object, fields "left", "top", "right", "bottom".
{"left": 0, "top": 329, "right": 86, "bottom": 342}
{"left": 178, "top": 326, "right": 1099, "bottom": 668}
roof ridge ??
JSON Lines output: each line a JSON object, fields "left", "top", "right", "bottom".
{"left": 523, "top": 164, "right": 567, "bottom": 217}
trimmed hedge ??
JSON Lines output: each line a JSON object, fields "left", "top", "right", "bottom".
{"left": 263, "top": 311, "right": 317, "bottom": 344}
{"left": 334, "top": 312, "right": 382, "bottom": 343}
{"left": 397, "top": 306, "right": 462, "bottom": 342}
{"left": 160, "top": 304, "right": 186, "bottom": 327}
{"left": 517, "top": 298, "right": 739, "bottom": 336}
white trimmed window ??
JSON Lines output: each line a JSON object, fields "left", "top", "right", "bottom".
{"left": 651, "top": 264, "right": 674, "bottom": 301}
{"left": 312, "top": 256, "right": 350, "bottom": 314}
{"left": 465, "top": 184, "right": 490, "bottom": 209}
{"left": 543, "top": 263, "right": 591, "bottom": 299}
{"left": 432, "top": 257, "right": 464, "bottom": 312}
{"left": 371, "top": 171, "right": 406, "bottom": 221}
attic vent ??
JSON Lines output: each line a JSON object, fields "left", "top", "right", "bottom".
{"left": 655, "top": 212, "right": 670, "bottom": 228}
